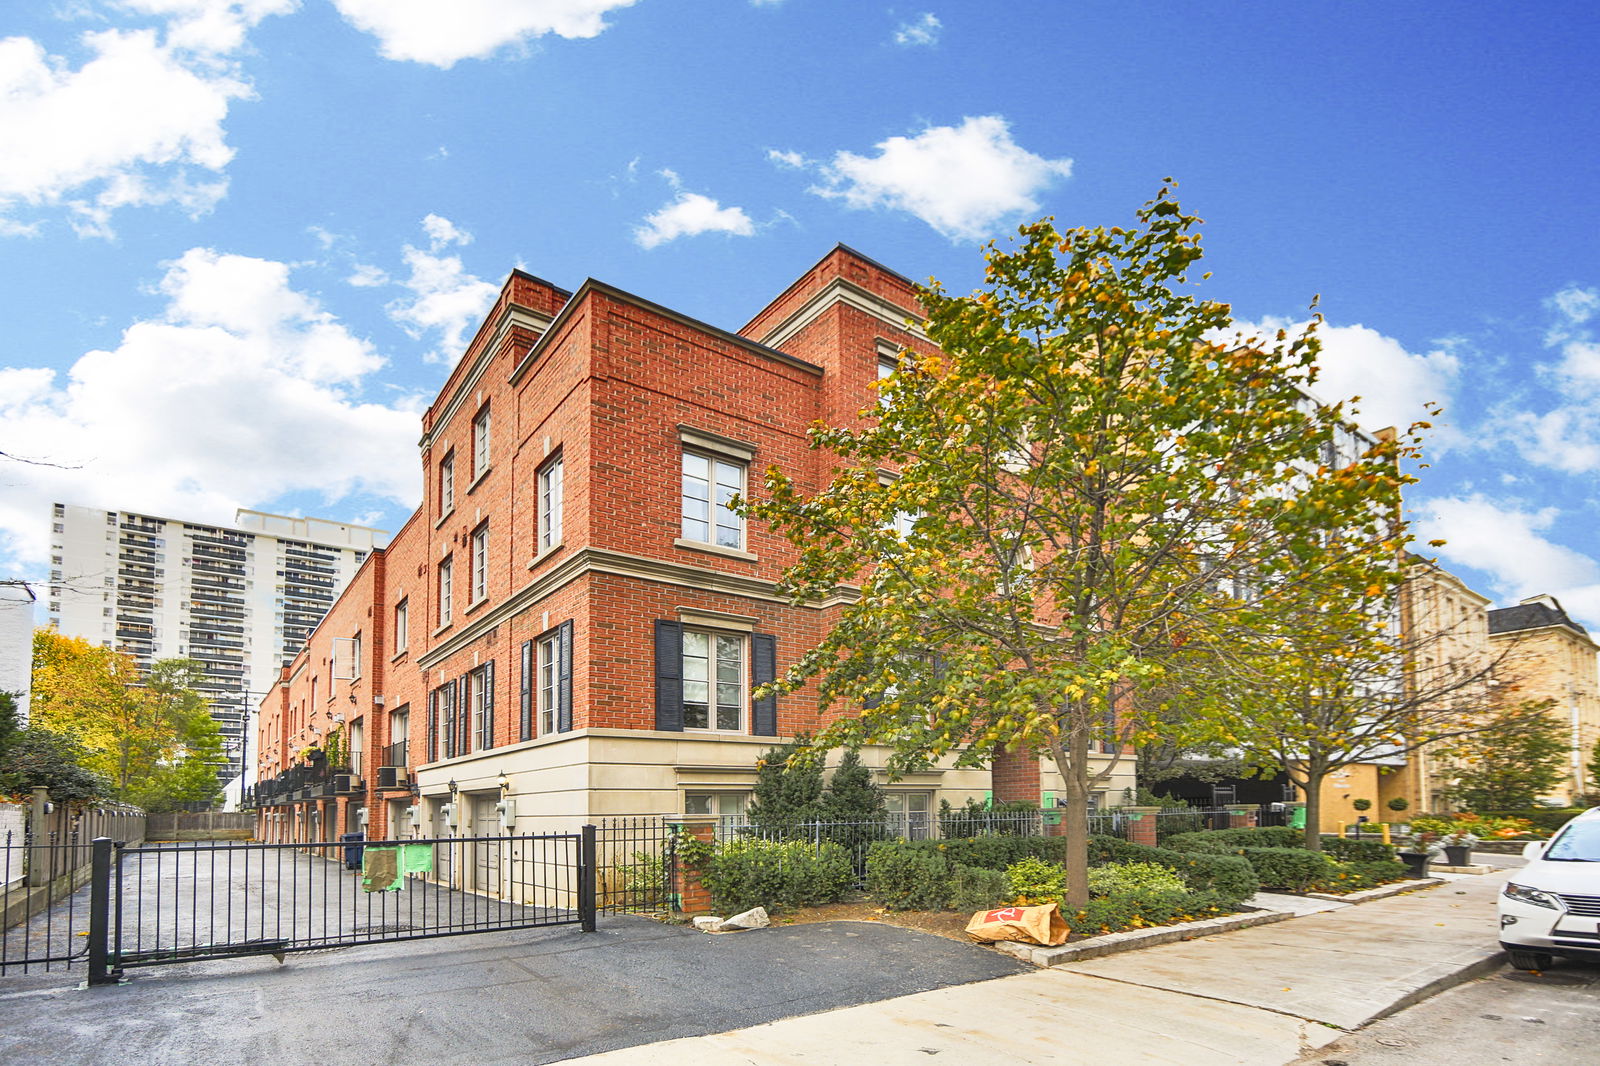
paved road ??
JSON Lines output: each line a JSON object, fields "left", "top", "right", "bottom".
{"left": 1290, "top": 959, "right": 1600, "bottom": 1066}
{"left": 0, "top": 914, "right": 1028, "bottom": 1065}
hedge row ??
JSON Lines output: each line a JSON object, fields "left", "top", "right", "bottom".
{"left": 1086, "top": 835, "right": 1260, "bottom": 905}
{"left": 1161, "top": 828, "right": 1407, "bottom": 894}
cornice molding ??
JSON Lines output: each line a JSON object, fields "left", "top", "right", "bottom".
{"left": 758, "top": 276, "right": 928, "bottom": 351}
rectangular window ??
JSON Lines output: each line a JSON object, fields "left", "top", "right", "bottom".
{"left": 394, "top": 599, "right": 409, "bottom": 653}
{"left": 538, "top": 454, "right": 563, "bottom": 551}
{"left": 439, "top": 451, "right": 455, "bottom": 515}
{"left": 538, "top": 632, "right": 560, "bottom": 735}
{"left": 470, "top": 522, "right": 488, "bottom": 602}
{"left": 472, "top": 405, "right": 491, "bottom": 479}
{"left": 468, "top": 665, "right": 489, "bottom": 752}
{"left": 685, "top": 791, "right": 748, "bottom": 827}
{"left": 682, "top": 629, "right": 743, "bottom": 731}
{"left": 681, "top": 453, "right": 744, "bottom": 549}
{"left": 437, "top": 556, "right": 453, "bottom": 626}
{"left": 885, "top": 793, "right": 932, "bottom": 839}
{"left": 877, "top": 355, "right": 896, "bottom": 406}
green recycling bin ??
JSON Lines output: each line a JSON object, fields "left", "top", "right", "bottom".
{"left": 1289, "top": 806, "right": 1307, "bottom": 830}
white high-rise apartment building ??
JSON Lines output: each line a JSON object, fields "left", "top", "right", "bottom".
{"left": 48, "top": 504, "right": 387, "bottom": 788}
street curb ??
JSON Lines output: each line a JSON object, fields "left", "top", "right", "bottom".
{"left": 995, "top": 907, "right": 1294, "bottom": 967}
{"left": 1305, "top": 877, "right": 1443, "bottom": 903}
{"left": 1360, "top": 948, "right": 1508, "bottom": 1026}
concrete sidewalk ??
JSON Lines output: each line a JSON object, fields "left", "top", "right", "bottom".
{"left": 567, "top": 869, "right": 1512, "bottom": 1066}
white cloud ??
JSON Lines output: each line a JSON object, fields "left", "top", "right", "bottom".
{"left": 347, "top": 263, "right": 390, "bottom": 288}
{"left": 1228, "top": 317, "right": 1461, "bottom": 439}
{"left": 1550, "top": 285, "right": 1599, "bottom": 326}
{"left": 330, "top": 0, "right": 639, "bottom": 67}
{"left": 799, "top": 116, "right": 1072, "bottom": 242}
{"left": 1415, "top": 495, "right": 1600, "bottom": 629}
{"left": 421, "top": 212, "right": 472, "bottom": 249}
{"left": 0, "top": 3, "right": 290, "bottom": 236}
{"left": 634, "top": 183, "right": 756, "bottom": 250}
{"left": 385, "top": 217, "right": 501, "bottom": 363}
{"left": 893, "top": 13, "right": 941, "bottom": 46}
{"left": 767, "top": 148, "right": 807, "bottom": 169}
{"left": 0, "top": 247, "right": 420, "bottom": 573}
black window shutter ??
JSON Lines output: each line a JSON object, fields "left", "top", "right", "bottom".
{"left": 482, "top": 661, "right": 495, "bottom": 750}
{"left": 520, "top": 640, "right": 533, "bottom": 741}
{"left": 455, "top": 676, "right": 467, "bottom": 756}
{"left": 558, "top": 620, "right": 574, "bottom": 732}
{"left": 427, "top": 689, "right": 439, "bottom": 761}
{"left": 654, "top": 619, "right": 684, "bottom": 732}
{"left": 751, "top": 632, "right": 777, "bottom": 736}
{"left": 441, "top": 684, "right": 454, "bottom": 759}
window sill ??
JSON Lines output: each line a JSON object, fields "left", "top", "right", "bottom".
{"left": 431, "top": 622, "right": 453, "bottom": 638}
{"left": 463, "top": 595, "right": 490, "bottom": 616}
{"left": 526, "top": 542, "right": 564, "bottom": 570}
{"left": 434, "top": 507, "right": 455, "bottom": 530}
{"left": 674, "top": 538, "right": 757, "bottom": 563}
{"left": 466, "top": 467, "right": 492, "bottom": 495}
{"left": 389, "top": 649, "right": 409, "bottom": 664}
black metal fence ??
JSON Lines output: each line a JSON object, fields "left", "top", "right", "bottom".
{"left": 594, "top": 817, "right": 677, "bottom": 914}
{"left": 3, "top": 828, "right": 599, "bottom": 984}
{"left": 2, "top": 829, "right": 95, "bottom": 975}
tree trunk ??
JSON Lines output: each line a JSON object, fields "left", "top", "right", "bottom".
{"left": 1050, "top": 727, "right": 1092, "bottom": 908}
{"left": 1300, "top": 764, "right": 1326, "bottom": 852}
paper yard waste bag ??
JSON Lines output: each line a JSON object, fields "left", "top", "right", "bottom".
{"left": 964, "top": 903, "right": 1069, "bottom": 946}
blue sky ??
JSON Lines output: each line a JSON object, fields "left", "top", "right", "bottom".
{"left": 1, "top": 1, "right": 1597, "bottom": 626}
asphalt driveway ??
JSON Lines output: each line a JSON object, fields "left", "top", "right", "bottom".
{"left": 0, "top": 914, "right": 1028, "bottom": 1065}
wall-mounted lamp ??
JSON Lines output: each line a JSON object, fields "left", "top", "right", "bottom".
{"left": 447, "top": 778, "right": 458, "bottom": 795}
{"left": 497, "top": 772, "right": 509, "bottom": 793}
{"left": 349, "top": 693, "right": 357, "bottom": 704}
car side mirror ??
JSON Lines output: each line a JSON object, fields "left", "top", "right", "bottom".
{"left": 1521, "top": 840, "right": 1546, "bottom": 861}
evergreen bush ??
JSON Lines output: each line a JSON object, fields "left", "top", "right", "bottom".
{"left": 702, "top": 837, "right": 852, "bottom": 914}
{"left": 1087, "top": 835, "right": 1259, "bottom": 905}
{"left": 949, "top": 864, "right": 1010, "bottom": 911}
{"left": 1240, "top": 847, "right": 1338, "bottom": 892}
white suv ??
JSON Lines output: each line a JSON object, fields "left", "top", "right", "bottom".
{"left": 1498, "top": 807, "right": 1600, "bottom": 971}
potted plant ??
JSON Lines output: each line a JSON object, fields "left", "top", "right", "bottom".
{"left": 1436, "top": 822, "right": 1479, "bottom": 866}
{"left": 1396, "top": 840, "right": 1431, "bottom": 878}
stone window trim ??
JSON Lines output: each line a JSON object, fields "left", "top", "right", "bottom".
{"left": 677, "top": 424, "right": 757, "bottom": 464}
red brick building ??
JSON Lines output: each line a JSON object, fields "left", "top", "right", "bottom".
{"left": 253, "top": 246, "right": 1135, "bottom": 848}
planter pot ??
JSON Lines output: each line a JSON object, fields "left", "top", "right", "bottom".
{"left": 1442, "top": 844, "right": 1472, "bottom": 866}
{"left": 1398, "top": 851, "right": 1431, "bottom": 878}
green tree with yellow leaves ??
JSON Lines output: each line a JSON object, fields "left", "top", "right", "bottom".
{"left": 744, "top": 185, "right": 1417, "bottom": 904}
{"left": 31, "top": 631, "right": 221, "bottom": 809}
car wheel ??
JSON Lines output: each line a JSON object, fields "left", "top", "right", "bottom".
{"left": 1506, "top": 949, "right": 1554, "bottom": 972}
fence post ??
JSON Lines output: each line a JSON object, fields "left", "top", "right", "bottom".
{"left": 579, "top": 824, "right": 597, "bottom": 933}
{"left": 85, "top": 837, "right": 117, "bottom": 986}
{"left": 1122, "top": 806, "right": 1162, "bottom": 847}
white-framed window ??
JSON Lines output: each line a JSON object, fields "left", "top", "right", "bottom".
{"left": 439, "top": 451, "right": 455, "bottom": 515}
{"left": 681, "top": 452, "right": 744, "bottom": 549}
{"left": 877, "top": 354, "right": 897, "bottom": 406}
{"left": 437, "top": 555, "right": 453, "bottom": 626}
{"left": 885, "top": 792, "right": 932, "bottom": 839}
{"left": 684, "top": 791, "right": 748, "bottom": 821}
{"left": 470, "top": 522, "right": 488, "bottom": 602}
{"left": 394, "top": 599, "right": 409, "bottom": 653}
{"left": 472, "top": 405, "right": 491, "bottom": 478}
{"left": 539, "top": 454, "right": 563, "bottom": 550}
{"left": 682, "top": 629, "right": 743, "bottom": 731}
{"left": 538, "top": 632, "right": 560, "bottom": 735}
{"left": 468, "top": 664, "right": 490, "bottom": 752}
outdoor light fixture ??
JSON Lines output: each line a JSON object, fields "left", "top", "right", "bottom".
{"left": 497, "top": 772, "right": 509, "bottom": 792}
{"left": 448, "top": 778, "right": 458, "bottom": 795}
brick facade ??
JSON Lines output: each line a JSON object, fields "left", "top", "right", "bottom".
{"left": 255, "top": 248, "right": 1135, "bottom": 841}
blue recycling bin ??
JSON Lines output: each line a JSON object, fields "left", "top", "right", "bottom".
{"left": 341, "top": 832, "right": 365, "bottom": 870}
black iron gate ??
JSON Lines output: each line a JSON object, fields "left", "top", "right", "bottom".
{"left": 3, "top": 829, "right": 597, "bottom": 984}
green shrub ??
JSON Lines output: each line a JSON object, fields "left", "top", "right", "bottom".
{"left": 1314, "top": 858, "right": 1410, "bottom": 893}
{"left": 1005, "top": 855, "right": 1066, "bottom": 905}
{"left": 1087, "top": 835, "right": 1259, "bottom": 905}
{"left": 1088, "top": 861, "right": 1186, "bottom": 897}
{"left": 938, "top": 834, "right": 1067, "bottom": 870}
{"left": 1165, "top": 826, "right": 1302, "bottom": 851}
{"left": 1066, "top": 887, "right": 1232, "bottom": 936}
{"left": 1387, "top": 797, "right": 1410, "bottom": 812}
{"left": 1322, "top": 836, "right": 1395, "bottom": 863}
{"left": 702, "top": 837, "right": 852, "bottom": 914}
{"left": 1242, "top": 847, "right": 1338, "bottom": 892}
{"left": 865, "top": 841, "right": 952, "bottom": 910}
{"left": 938, "top": 797, "right": 1042, "bottom": 837}
{"left": 949, "top": 863, "right": 1010, "bottom": 911}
